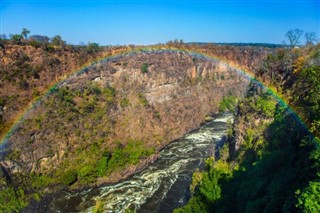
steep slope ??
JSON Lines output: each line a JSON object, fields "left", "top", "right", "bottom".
{"left": 0, "top": 46, "right": 262, "bottom": 211}
{"left": 174, "top": 44, "right": 320, "bottom": 212}
{"left": 0, "top": 44, "right": 130, "bottom": 140}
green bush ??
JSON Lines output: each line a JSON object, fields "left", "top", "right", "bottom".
{"left": 97, "top": 155, "right": 110, "bottom": 177}
{"left": 255, "top": 95, "right": 276, "bottom": 118}
{"left": 296, "top": 181, "right": 320, "bottom": 212}
{"left": 102, "top": 87, "right": 115, "bottom": 103}
{"left": 120, "top": 98, "right": 130, "bottom": 108}
{"left": 78, "top": 165, "right": 97, "bottom": 184}
{"left": 219, "top": 95, "right": 237, "bottom": 112}
{"left": 107, "top": 140, "right": 155, "bottom": 172}
{"left": 61, "top": 170, "right": 78, "bottom": 186}
{"left": 0, "top": 187, "right": 27, "bottom": 212}
{"left": 141, "top": 63, "right": 148, "bottom": 73}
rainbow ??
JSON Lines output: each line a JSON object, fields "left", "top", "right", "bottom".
{"left": 0, "top": 46, "right": 312, "bottom": 151}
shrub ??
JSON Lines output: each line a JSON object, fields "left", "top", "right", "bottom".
{"left": 0, "top": 187, "right": 27, "bottom": 212}
{"left": 219, "top": 95, "right": 237, "bottom": 112}
{"left": 78, "top": 165, "right": 96, "bottom": 184}
{"left": 120, "top": 98, "right": 130, "bottom": 108}
{"left": 138, "top": 93, "right": 149, "bottom": 107}
{"left": 141, "top": 63, "right": 148, "bottom": 73}
{"left": 97, "top": 155, "right": 110, "bottom": 177}
{"left": 61, "top": 170, "right": 78, "bottom": 186}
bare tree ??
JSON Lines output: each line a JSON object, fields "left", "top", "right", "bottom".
{"left": 285, "top": 29, "right": 304, "bottom": 48}
{"left": 305, "top": 32, "right": 317, "bottom": 45}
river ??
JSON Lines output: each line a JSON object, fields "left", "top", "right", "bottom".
{"left": 48, "top": 113, "right": 233, "bottom": 213}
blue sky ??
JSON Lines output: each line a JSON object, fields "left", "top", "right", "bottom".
{"left": 0, "top": 0, "right": 319, "bottom": 45}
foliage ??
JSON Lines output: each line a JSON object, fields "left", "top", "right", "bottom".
{"left": 0, "top": 187, "right": 28, "bottom": 212}
{"left": 60, "top": 169, "right": 78, "bottom": 186}
{"left": 86, "top": 42, "right": 101, "bottom": 54}
{"left": 141, "top": 63, "right": 148, "bottom": 73}
{"left": 97, "top": 154, "right": 110, "bottom": 177}
{"left": 199, "top": 170, "right": 221, "bottom": 203}
{"left": 93, "top": 200, "right": 104, "bottom": 213}
{"left": 21, "top": 28, "right": 30, "bottom": 39}
{"left": 173, "top": 196, "right": 209, "bottom": 213}
{"left": 51, "top": 35, "right": 65, "bottom": 46}
{"left": 218, "top": 95, "right": 237, "bottom": 113}
{"left": 120, "top": 98, "right": 130, "bottom": 108}
{"left": 255, "top": 94, "right": 276, "bottom": 118}
{"left": 296, "top": 181, "right": 320, "bottom": 212}
{"left": 11, "top": 34, "right": 23, "bottom": 44}
{"left": 294, "top": 65, "right": 320, "bottom": 134}
{"left": 190, "top": 169, "right": 202, "bottom": 194}
{"left": 177, "top": 89, "right": 319, "bottom": 212}
{"left": 107, "top": 140, "right": 155, "bottom": 172}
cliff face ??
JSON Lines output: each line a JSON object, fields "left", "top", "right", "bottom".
{"left": 0, "top": 44, "right": 272, "bottom": 211}
{"left": 5, "top": 51, "right": 249, "bottom": 177}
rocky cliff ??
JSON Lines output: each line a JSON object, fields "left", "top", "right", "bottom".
{"left": 5, "top": 50, "right": 249, "bottom": 178}
{"left": 0, "top": 43, "right": 271, "bottom": 210}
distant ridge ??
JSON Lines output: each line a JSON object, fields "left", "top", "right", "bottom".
{"left": 187, "top": 42, "right": 287, "bottom": 48}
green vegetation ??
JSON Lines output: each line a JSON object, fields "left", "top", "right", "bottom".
{"left": 21, "top": 28, "right": 30, "bottom": 39}
{"left": 138, "top": 93, "right": 149, "bottom": 107}
{"left": 218, "top": 95, "right": 237, "bottom": 112}
{"left": 294, "top": 65, "right": 320, "bottom": 133}
{"left": 177, "top": 89, "right": 320, "bottom": 212}
{"left": 0, "top": 173, "right": 54, "bottom": 212}
{"left": 120, "top": 98, "right": 130, "bottom": 108}
{"left": 0, "top": 29, "right": 318, "bottom": 212}
{"left": 0, "top": 187, "right": 28, "bottom": 212}
{"left": 174, "top": 158, "right": 232, "bottom": 213}
{"left": 296, "top": 180, "right": 320, "bottom": 212}
{"left": 11, "top": 34, "right": 23, "bottom": 45}
{"left": 107, "top": 140, "right": 155, "bottom": 172}
{"left": 0, "top": 81, "right": 155, "bottom": 211}
{"left": 93, "top": 200, "right": 104, "bottom": 213}
{"left": 85, "top": 42, "right": 101, "bottom": 54}
{"left": 51, "top": 35, "right": 65, "bottom": 46}
{"left": 60, "top": 169, "right": 78, "bottom": 186}
{"left": 141, "top": 63, "right": 148, "bottom": 73}
{"left": 176, "top": 42, "right": 320, "bottom": 212}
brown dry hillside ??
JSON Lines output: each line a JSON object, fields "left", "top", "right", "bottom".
{"left": 0, "top": 44, "right": 137, "bottom": 140}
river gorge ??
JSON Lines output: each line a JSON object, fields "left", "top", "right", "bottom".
{"left": 48, "top": 113, "right": 232, "bottom": 212}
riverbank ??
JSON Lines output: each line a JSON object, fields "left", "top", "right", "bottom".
{"left": 23, "top": 113, "right": 224, "bottom": 212}
{"left": 40, "top": 113, "right": 232, "bottom": 212}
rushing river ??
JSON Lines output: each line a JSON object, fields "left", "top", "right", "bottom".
{"left": 48, "top": 113, "right": 233, "bottom": 213}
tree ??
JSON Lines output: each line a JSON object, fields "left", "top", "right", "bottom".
{"left": 51, "top": 35, "right": 65, "bottom": 46}
{"left": 11, "top": 34, "right": 23, "bottom": 45}
{"left": 85, "top": 42, "right": 100, "bottom": 54}
{"left": 305, "top": 32, "right": 317, "bottom": 45}
{"left": 21, "top": 28, "right": 30, "bottom": 39}
{"left": 285, "top": 29, "right": 304, "bottom": 48}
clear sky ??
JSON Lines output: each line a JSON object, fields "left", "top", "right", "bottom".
{"left": 0, "top": 0, "right": 319, "bottom": 45}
